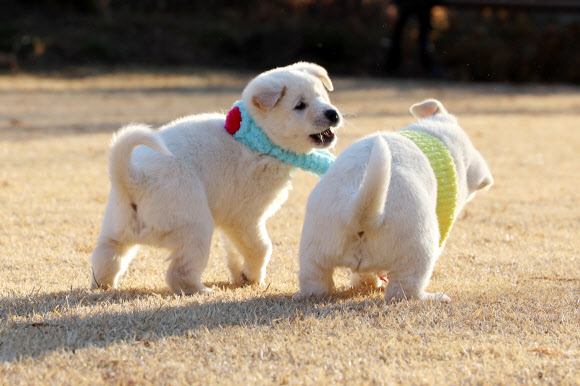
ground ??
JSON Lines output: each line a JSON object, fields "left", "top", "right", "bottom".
{"left": 0, "top": 71, "right": 578, "bottom": 384}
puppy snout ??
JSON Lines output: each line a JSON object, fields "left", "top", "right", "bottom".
{"left": 324, "top": 109, "right": 341, "bottom": 126}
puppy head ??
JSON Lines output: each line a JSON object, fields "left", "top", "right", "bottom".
{"left": 465, "top": 148, "right": 493, "bottom": 202}
{"left": 242, "top": 62, "right": 342, "bottom": 154}
{"left": 411, "top": 99, "right": 493, "bottom": 201}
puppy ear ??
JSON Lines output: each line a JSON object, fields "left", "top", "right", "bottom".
{"left": 410, "top": 99, "right": 448, "bottom": 119}
{"left": 467, "top": 151, "right": 493, "bottom": 193}
{"left": 290, "top": 62, "right": 334, "bottom": 91}
{"left": 252, "top": 85, "right": 287, "bottom": 111}
{"left": 477, "top": 175, "right": 494, "bottom": 191}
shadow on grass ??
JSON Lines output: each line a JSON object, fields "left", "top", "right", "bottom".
{"left": 0, "top": 284, "right": 388, "bottom": 362}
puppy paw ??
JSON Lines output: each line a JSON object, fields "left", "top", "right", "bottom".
{"left": 231, "top": 274, "right": 246, "bottom": 287}
{"left": 292, "top": 286, "right": 330, "bottom": 300}
{"left": 90, "top": 281, "right": 113, "bottom": 290}
{"left": 422, "top": 292, "right": 451, "bottom": 303}
{"left": 91, "top": 270, "right": 114, "bottom": 290}
{"left": 196, "top": 285, "right": 213, "bottom": 294}
{"left": 166, "top": 274, "right": 212, "bottom": 295}
{"left": 171, "top": 284, "right": 213, "bottom": 295}
{"left": 292, "top": 291, "right": 307, "bottom": 300}
{"left": 233, "top": 271, "right": 265, "bottom": 287}
{"left": 292, "top": 290, "right": 320, "bottom": 300}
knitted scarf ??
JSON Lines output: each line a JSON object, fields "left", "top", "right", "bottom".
{"left": 399, "top": 130, "right": 458, "bottom": 247}
{"left": 224, "top": 101, "right": 336, "bottom": 178}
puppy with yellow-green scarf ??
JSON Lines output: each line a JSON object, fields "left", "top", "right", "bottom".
{"left": 296, "top": 99, "right": 493, "bottom": 303}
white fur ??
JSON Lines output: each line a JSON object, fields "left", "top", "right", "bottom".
{"left": 296, "top": 99, "right": 493, "bottom": 303}
{"left": 90, "top": 62, "right": 342, "bottom": 294}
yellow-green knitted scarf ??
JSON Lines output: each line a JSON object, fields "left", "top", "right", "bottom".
{"left": 399, "top": 130, "right": 458, "bottom": 247}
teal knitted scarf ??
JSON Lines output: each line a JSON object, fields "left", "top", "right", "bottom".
{"left": 224, "top": 101, "right": 336, "bottom": 177}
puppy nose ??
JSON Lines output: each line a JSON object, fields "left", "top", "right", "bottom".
{"left": 325, "top": 109, "right": 340, "bottom": 125}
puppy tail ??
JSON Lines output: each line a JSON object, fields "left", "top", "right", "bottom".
{"left": 350, "top": 136, "right": 391, "bottom": 231}
{"left": 109, "top": 124, "right": 172, "bottom": 195}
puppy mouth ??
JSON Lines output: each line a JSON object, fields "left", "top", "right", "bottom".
{"left": 309, "top": 128, "right": 335, "bottom": 147}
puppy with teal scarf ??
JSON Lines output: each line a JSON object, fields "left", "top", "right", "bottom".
{"left": 90, "top": 63, "right": 342, "bottom": 294}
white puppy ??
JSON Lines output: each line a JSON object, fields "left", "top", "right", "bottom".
{"left": 297, "top": 99, "right": 492, "bottom": 302}
{"left": 91, "top": 62, "right": 342, "bottom": 294}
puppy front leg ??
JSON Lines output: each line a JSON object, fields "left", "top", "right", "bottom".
{"left": 220, "top": 232, "right": 244, "bottom": 285}
{"left": 224, "top": 222, "right": 272, "bottom": 286}
{"left": 165, "top": 222, "right": 213, "bottom": 295}
{"left": 91, "top": 238, "right": 137, "bottom": 290}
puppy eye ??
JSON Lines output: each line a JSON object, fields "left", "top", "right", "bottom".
{"left": 294, "top": 101, "right": 307, "bottom": 110}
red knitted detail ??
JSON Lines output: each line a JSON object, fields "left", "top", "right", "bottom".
{"left": 225, "top": 106, "right": 242, "bottom": 135}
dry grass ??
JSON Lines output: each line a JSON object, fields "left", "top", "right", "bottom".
{"left": 1, "top": 72, "right": 578, "bottom": 384}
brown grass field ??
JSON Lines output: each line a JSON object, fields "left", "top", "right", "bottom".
{"left": 1, "top": 72, "right": 578, "bottom": 384}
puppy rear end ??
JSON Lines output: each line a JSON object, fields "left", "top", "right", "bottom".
{"left": 91, "top": 124, "right": 172, "bottom": 290}
{"left": 297, "top": 135, "right": 393, "bottom": 298}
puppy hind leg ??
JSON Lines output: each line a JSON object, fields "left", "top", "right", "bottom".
{"left": 296, "top": 259, "right": 335, "bottom": 299}
{"left": 384, "top": 265, "right": 450, "bottom": 303}
{"left": 91, "top": 239, "right": 138, "bottom": 290}
{"left": 165, "top": 222, "right": 213, "bottom": 295}
{"left": 383, "top": 275, "right": 413, "bottom": 302}
{"left": 295, "top": 228, "right": 337, "bottom": 298}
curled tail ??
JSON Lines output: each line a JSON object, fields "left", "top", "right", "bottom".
{"left": 109, "top": 124, "right": 172, "bottom": 196}
{"left": 350, "top": 136, "right": 391, "bottom": 230}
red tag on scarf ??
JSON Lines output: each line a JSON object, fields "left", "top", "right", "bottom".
{"left": 225, "top": 106, "right": 242, "bottom": 135}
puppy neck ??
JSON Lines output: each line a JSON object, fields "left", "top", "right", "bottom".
{"left": 224, "top": 101, "right": 336, "bottom": 178}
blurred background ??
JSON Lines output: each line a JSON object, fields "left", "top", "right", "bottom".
{"left": 1, "top": 0, "right": 579, "bottom": 83}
